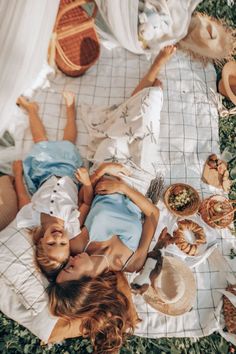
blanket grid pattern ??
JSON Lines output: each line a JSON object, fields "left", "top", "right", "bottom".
{"left": 19, "top": 46, "right": 235, "bottom": 339}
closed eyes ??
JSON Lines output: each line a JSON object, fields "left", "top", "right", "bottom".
{"left": 47, "top": 242, "right": 68, "bottom": 246}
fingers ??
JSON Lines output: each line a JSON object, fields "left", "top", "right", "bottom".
{"left": 75, "top": 167, "right": 88, "bottom": 177}
{"left": 120, "top": 166, "right": 132, "bottom": 176}
{"left": 96, "top": 189, "right": 107, "bottom": 195}
{"left": 76, "top": 167, "right": 87, "bottom": 174}
{"left": 12, "top": 160, "right": 23, "bottom": 176}
{"left": 12, "top": 160, "right": 23, "bottom": 169}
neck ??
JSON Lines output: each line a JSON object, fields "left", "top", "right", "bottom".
{"left": 91, "top": 254, "right": 110, "bottom": 275}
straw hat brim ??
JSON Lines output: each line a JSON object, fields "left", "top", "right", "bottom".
{"left": 218, "top": 61, "right": 236, "bottom": 105}
{"left": 178, "top": 13, "right": 236, "bottom": 65}
{"left": 143, "top": 257, "right": 196, "bottom": 316}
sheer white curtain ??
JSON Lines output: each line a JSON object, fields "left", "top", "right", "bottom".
{"left": 0, "top": 0, "right": 59, "bottom": 167}
{"left": 95, "top": 0, "right": 202, "bottom": 54}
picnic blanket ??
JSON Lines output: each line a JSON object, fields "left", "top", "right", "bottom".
{"left": 11, "top": 45, "right": 236, "bottom": 341}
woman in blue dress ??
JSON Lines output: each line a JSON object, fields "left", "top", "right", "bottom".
{"left": 47, "top": 46, "right": 176, "bottom": 354}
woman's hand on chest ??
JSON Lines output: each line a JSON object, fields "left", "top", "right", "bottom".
{"left": 95, "top": 177, "right": 125, "bottom": 195}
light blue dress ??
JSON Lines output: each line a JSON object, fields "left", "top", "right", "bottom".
{"left": 84, "top": 193, "right": 142, "bottom": 252}
{"left": 23, "top": 141, "right": 83, "bottom": 194}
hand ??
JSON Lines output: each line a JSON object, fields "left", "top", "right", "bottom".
{"left": 124, "top": 251, "right": 147, "bottom": 273}
{"left": 95, "top": 178, "right": 125, "bottom": 195}
{"left": 99, "top": 162, "right": 131, "bottom": 178}
{"left": 12, "top": 160, "right": 23, "bottom": 177}
{"left": 75, "top": 167, "right": 91, "bottom": 186}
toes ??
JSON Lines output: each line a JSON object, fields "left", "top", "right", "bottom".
{"left": 16, "top": 96, "right": 28, "bottom": 107}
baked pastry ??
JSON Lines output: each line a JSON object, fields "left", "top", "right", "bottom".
{"left": 173, "top": 219, "right": 206, "bottom": 256}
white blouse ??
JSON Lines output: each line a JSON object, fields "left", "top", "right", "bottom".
{"left": 16, "top": 176, "right": 81, "bottom": 239}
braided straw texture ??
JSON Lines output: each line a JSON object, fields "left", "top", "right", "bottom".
{"left": 223, "top": 285, "right": 236, "bottom": 334}
{"left": 199, "top": 195, "right": 234, "bottom": 229}
{"left": 54, "top": 0, "right": 100, "bottom": 77}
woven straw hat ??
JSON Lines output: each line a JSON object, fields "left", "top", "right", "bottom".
{"left": 178, "top": 13, "right": 236, "bottom": 65}
{"left": 218, "top": 61, "right": 236, "bottom": 105}
{"left": 143, "top": 257, "right": 196, "bottom": 316}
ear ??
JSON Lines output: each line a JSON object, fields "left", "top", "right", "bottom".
{"left": 131, "top": 283, "right": 149, "bottom": 295}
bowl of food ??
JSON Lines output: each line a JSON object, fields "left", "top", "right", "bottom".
{"left": 163, "top": 183, "right": 201, "bottom": 217}
{"left": 199, "top": 195, "right": 235, "bottom": 229}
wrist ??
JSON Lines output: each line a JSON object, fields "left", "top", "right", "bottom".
{"left": 120, "top": 182, "right": 128, "bottom": 195}
{"left": 83, "top": 181, "right": 92, "bottom": 187}
{"left": 14, "top": 173, "right": 23, "bottom": 179}
{"left": 94, "top": 166, "right": 105, "bottom": 178}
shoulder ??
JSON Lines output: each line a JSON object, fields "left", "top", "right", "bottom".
{"left": 16, "top": 203, "right": 40, "bottom": 228}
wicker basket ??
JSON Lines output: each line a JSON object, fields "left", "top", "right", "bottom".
{"left": 223, "top": 284, "right": 236, "bottom": 334}
{"left": 49, "top": 0, "right": 100, "bottom": 77}
{"left": 199, "top": 195, "right": 235, "bottom": 229}
{"left": 163, "top": 183, "right": 201, "bottom": 217}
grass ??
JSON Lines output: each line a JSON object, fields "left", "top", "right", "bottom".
{"left": 1, "top": 0, "right": 236, "bottom": 353}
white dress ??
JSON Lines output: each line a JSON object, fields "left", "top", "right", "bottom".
{"left": 16, "top": 176, "right": 81, "bottom": 239}
{"left": 81, "top": 86, "right": 163, "bottom": 196}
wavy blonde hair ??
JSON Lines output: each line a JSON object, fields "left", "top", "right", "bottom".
{"left": 30, "top": 226, "right": 68, "bottom": 280}
{"left": 47, "top": 271, "right": 138, "bottom": 353}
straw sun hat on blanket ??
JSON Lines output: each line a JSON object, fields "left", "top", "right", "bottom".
{"left": 143, "top": 256, "right": 196, "bottom": 316}
{"left": 178, "top": 13, "right": 236, "bottom": 65}
{"left": 218, "top": 61, "right": 236, "bottom": 105}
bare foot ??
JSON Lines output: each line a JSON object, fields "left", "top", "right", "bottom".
{"left": 153, "top": 45, "right": 176, "bottom": 68}
{"left": 63, "top": 91, "right": 75, "bottom": 107}
{"left": 16, "top": 96, "right": 39, "bottom": 112}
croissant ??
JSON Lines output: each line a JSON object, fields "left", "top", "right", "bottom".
{"left": 173, "top": 219, "right": 206, "bottom": 256}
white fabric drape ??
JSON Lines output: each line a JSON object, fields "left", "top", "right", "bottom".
{"left": 95, "top": 0, "right": 202, "bottom": 54}
{"left": 0, "top": 0, "right": 59, "bottom": 162}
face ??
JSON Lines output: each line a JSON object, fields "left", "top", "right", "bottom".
{"left": 56, "top": 253, "right": 94, "bottom": 283}
{"left": 41, "top": 224, "right": 70, "bottom": 263}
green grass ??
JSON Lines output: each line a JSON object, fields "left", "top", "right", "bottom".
{"left": 1, "top": 0, "right": 236, "bottom": 353}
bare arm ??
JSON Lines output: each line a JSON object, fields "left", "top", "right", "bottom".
{"left": 90, "top": 162, "right": 131, "bottom": 187}
{"left": 124, "top": 213, "right": 159, "bottom": 272}
{"left": 75, "top": 167, "right": 94, "bottom": 226}
{"left": 118, "top": 181, "right": 159, "bottom": 272}
{"left": 76, "top": 162, "right": 132, "bottom": 229}
{"left": 95, "top": 178, "right": 158, "bottom": 217}
{"left": 12, "top": 160, "right": 31, "bottom": 209}
{"left": 95, "top": 178, "right": 159, "bottom": 272}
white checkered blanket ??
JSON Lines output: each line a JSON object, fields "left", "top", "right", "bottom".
{"left": 18, "top": 45, "right": 236, "bottom": 340}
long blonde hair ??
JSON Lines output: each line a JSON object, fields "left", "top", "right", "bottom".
{"left": 31, "top": 226, "right": 68, "bottom": 280}
{"left": 47, "top": 271, "right": 138, "bottom": 353}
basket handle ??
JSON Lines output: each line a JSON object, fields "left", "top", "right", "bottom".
{"left": 210, "top": 208, "right": 236, "bottom": 223}
{"left": 55, "top": 0, "right": 97, "bottom": 29}
{"left": 48, "top": 0, "right": 98, "bottom": 69}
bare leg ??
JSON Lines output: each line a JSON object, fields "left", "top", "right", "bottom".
{"left": 132, "top": 45, "right": 176, "bottom": 96}
{"left": 17, "top": 96, "right": 48, "bottom": 143}
{"left": 62, "top": 92, "right": 77, "bottom": 144}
